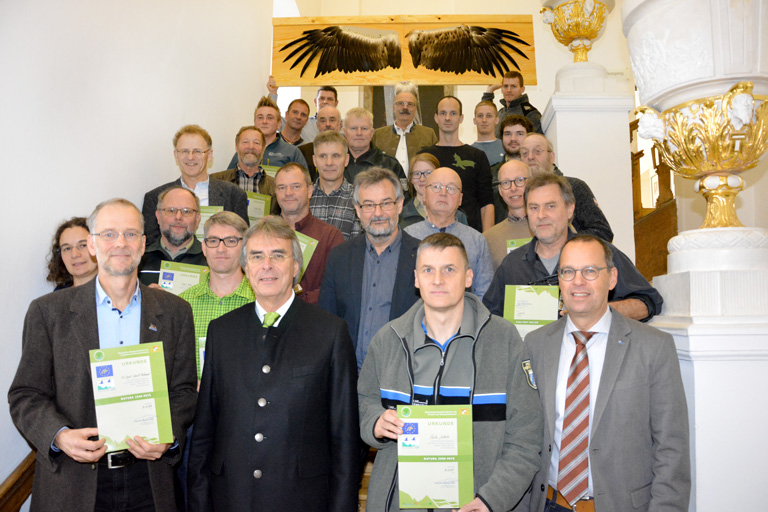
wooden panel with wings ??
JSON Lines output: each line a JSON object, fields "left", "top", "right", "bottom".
{"left": 272, "top": 15, "right": 536, "bottom": 86}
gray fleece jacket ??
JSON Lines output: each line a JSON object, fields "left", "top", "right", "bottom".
{"left": 358, "top": 294, "right": 543, "bottom": 512}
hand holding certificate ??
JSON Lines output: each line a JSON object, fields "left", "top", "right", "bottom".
{"left": 89, "top": 342, "right": 174, "bottom": 453}
{"left": 397, "top": 405, "right": 474, "bottom": 509}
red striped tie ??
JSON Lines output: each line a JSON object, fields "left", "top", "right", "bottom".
{"left": 558, "top": 330, "right": 594, "bottom": 505}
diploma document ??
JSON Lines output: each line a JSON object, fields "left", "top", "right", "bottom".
{"left": 294, "top": 231, "right": 318, "bottom": 281}
{"left": 397, "top": 404, "right": 474, "bottom": 509}
{"left": 503, "top": 285, "right": 560, "bottom": 337}
{"left": 89, "top": 342, "right": 173, "bottom": 453}
{"left": 159, "top": 261, "right": 209, "bottom": 296}
{"left": 247, "top": 192, "right": 272, "bottom": 223}
{"left": 195, "top": 206, "right": 224, "bottom": 240}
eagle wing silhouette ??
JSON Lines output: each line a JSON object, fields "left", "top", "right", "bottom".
{"left": 280, "top": 25, "right": 402, "bottom": 78}
{"left": 406, "top": 25, "right": 530, "bottom": 76}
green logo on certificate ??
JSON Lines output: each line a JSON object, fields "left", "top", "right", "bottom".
{"left": 397, "top": 404, "right": 474, "bottom": 509}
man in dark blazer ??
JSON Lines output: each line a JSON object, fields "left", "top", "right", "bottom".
{"left": 187, "top": 216, "right": 359, "bottom": 512}
{"left": 142, "top": 124, "right": 248, "bottom": 245}
{"left": 9, "top": 198, "right": 197, "bottom": 512}
{"left": 318, "top": 168, "right": 420, "bottom": 373}
{"left": 524, "top": 234, "right": 690, "bottom": 512}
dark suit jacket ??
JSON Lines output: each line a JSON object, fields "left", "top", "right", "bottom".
{"left": 187, "top": 298, "right": 359, "bottom": 512}
{"left": 524, "top": 310, "right": 690, "bottom": 512}
{"left": 141, "top": 177, "right": 249, "bottom": 246}
{"left": 8, "top": 279, "right": 197, "bottom": 512}
{"left": 297, "top": 142, "right": 318, "bottom": 182}
{"left": 318, "top": 231, "right": 420, "bottom": 353}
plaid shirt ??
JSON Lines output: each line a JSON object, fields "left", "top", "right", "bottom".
{"left": 309, "top": 179, "right": 362, "bottom": 241}
{"left": 179, "top": 274, "right": 255, "bottom": 377}
{"left": 236, "top": 167, "right": 268, "bottom": 194}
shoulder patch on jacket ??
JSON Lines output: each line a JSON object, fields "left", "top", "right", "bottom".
{"left": 521, "top": 360, "right": 537, "bottom": 389}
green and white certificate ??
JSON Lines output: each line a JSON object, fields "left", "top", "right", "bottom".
{"left": 397, "top": 404, "right": 474, "bottom": 509}
{"left": 261, "top": 164, "right": 279, "bottom": 178}
{"left": 247, "top": 192, "right": 272, "bottom": 223}
{"left": 89, "top": 342, "right": 173, "bottom": 453}
{"left": 159, "top": 261, "right": 209, "bottom": 296}
{"left": 195, "top": 205, "right": 224, "bottom": 240}
{"left": 294, "top": 231, "right": 318, "bottom": 281}
{"left": 196, "top": 336, "right": 206, "bottom": 381}
{"left": 506, "top": 237, "right": 532, "bottom": 254}
{"left": 503, "top": 285, "right": 560, "bottom": 337}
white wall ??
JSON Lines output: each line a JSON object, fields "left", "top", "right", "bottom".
{"left": 0, "top": 0, "right": 272, "bottom": 485}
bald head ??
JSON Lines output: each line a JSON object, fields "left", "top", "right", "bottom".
{"left": 317, "top": 106, "right": 342, "bottom": 132}
{"left": 424, "top": 167, "right": 463, "bottom": 219}
{"left": 497, "top": 160, "right": 531, "bottom": 211}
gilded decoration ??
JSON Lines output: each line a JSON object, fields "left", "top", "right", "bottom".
{"left": 637, "top": 82, "right": 768, "bottom": 228}
{"left": 541, "top": 0, "right": 609, "bottom": 63}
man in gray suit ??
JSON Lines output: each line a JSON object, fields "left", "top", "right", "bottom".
{"left": 9, "top": 198, "right": 197, "bottom": 512}
{"left": 524, "top": 234, "right": 690, "bottom": 512}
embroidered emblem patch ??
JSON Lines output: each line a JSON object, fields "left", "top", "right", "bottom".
{"left": 521, "top": 360, "right": 537, "bottom": 389}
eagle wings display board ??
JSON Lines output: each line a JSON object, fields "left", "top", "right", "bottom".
{"left": 272, "top": 15, "right": 536, "bottom": 86}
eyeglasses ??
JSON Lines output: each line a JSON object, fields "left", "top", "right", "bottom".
{"left": 175, "top": 149, "right": 209, "bottom": 156}
{"left": 411, "top": 170, "right": 432, "bottom": 180}
{"left": 357, "top": 200, "right": 397, "bottom": 213}
{"left": 395, "top": 101, "right": 417, "bottom": 108}
{"left": 158, "top": 207, "right": 198, "bottom": 218}
{"left": 247, "top": 252, "right": 289, "bottom": 264}
{"left": 558, "top": 266, "right": 612, "bottom": 281}
{"left": 499, "top": 177, "right": 528, "bottom": 189}
{"left": 203, "top": 236, "right": 243, "bottom": 248}
{"left": 59, "top": 241, "right": 88, "bottom": 255}
{"left": 519, "top": 148, "right": 550, "bottom": 158}
{"left": 427, "top": 183, "right": 461, "bottom": 195}
{"left": 92, "top": 230, "right": 143, "bottom": 242}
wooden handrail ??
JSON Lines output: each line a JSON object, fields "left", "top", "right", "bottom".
{"left": 0, "top": 451, "right": 34, "bottom": 512}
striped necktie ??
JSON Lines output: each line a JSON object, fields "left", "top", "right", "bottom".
{"left": 558, "top": 330, "right": 595, "bottom": 505}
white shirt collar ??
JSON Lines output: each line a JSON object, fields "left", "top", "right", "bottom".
{"left": 254, "top": 291, "right": 296, "bottom": 327}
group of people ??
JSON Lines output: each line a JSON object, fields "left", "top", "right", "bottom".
{"left": 13, "top": 70, "right": 690, "bottom": 512}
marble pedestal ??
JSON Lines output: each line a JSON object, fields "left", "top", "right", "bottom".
{"left": 650, "top": 227, "right": 768, "bottom": 512}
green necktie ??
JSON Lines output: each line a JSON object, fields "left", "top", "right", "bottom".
{"left": 262, "top": 312, "right": 280, "bottom": 328}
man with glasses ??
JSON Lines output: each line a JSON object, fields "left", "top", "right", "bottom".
{"left": 275, "top": 163, "right": 343, "bottom": 304}
{"left": 187, "top": 216, "right": 359, "bottom": 512}
{"left": 139, "top": 186, "right": 206, "bottom": 286}
{"left": 10, "top": 198, "right": 196, "bottom": 512}
{"left": 419, "top": 96, "right": 495, "bottom": 232}
{"left": 372, "top": 81, "right": 437, "bottom": 177}
{"left": 489, "top": 115, "right": 535, "bottom": 223}
{"left": 483, "top": 160, "right": 533, "bottom": 270}
{"left": 405, "top": 167, "right": 493, "bottom": 298}
{"left": 483, "top": 174, "right": 661, "bottom": 322}
{"left": 143, "top": 124, "right": 248, "bottom": 246}
{"left": 521, "top": 133, "right": 613, "bottom": 242}
{"left": 319, "top": 167, "right": 420, "bottom": 373}
{"left": 523, "top": 234, "right": 689, "bottom": 512}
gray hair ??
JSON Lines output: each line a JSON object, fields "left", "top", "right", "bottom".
{"left": 353, "top": 167, "right": 404, "bottom": 203}
{"left": 157, "top": 186, "right": 200, "bottom": 211}
{"left": 204, "top": 211, "right": 248, "bottom": 238}
{"left": 87, "top": 198, "right": 144, "bottom": 233}
{"left": 240, "top": 216, "right": 303, "bottom": 286}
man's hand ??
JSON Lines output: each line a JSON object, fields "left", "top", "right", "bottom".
{"left": 54, "top": 427, "right": 107, "bottom": 463}
{"left": 454, "top": 497, "right": 490, "bottom": 512}
{"left": 485, "top": 84, "right": 501, "bottom": 94}
{"left": 125, "top": 436, "right": 171, "bottom": 461}
{"left": 374, "top": 409, "right": 403, "bottom": 440}
{"left": 267, "top": 75, "right": 278, "bottom": 95}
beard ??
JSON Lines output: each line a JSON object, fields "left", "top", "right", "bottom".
{"left": 99, "top": 251, "right": 140, "bottom": 277}
{"left": 363, "top": 215, "right": 396, "bottom": 240}
{"left": 162, "top": 226, "right": 194, "bottom": 248}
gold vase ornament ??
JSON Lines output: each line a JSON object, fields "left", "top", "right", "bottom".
{"left": 636, "top": 82, "right": 768, "bottom": 228}
{"left": 541, "top": 0, "right": 610, "bottom": 63}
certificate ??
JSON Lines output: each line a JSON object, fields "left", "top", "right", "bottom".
{"left": 294, "top": 231, "right": 318, "bottom": 281}
{"left": 195, "top": 205, "right": 224, "bottom": 240}
{"left": 261, "top": 164, "right": 279, "bottom": 178}
{"left": 159, "top": 261, "right": 209, "bottom": 296}
{"left": 247, "top": 192, "right": 272, "bottom": 222}
{"left": 503, "top": 285, "right": 560, "bottom": 337}
{"left": 196, "top": 336, "right": 206, "bottom": 381}
{"left": 89, "top": 342, "right": 173, "bottom": 453}
{"left": 506, "top": 237, "right": 532, "bottom": 254}
{"left": 397, "top": 404, "right": 474, "bottom": 509}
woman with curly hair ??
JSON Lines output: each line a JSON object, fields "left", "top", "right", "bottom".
{"left": 46, "top": 217, "right": 98, "bottom": 290}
